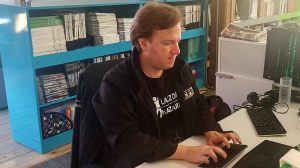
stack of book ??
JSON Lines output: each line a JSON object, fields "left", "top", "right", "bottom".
{"left": 37, "top": 73, "right": 69, "bottom": 104}
{"left": 64, "top": 61, "right": 89, "bottom": 95}
{"left": 177, "top": 5, "right": 201, "bottom": 29}
{"left": 221, "top": 23, "right": 267, "bottom": 42}
{"left": 64, "top": 13, "right": 86, "bottom": 42}
{"left": 86, "top": 12, "right": 120, "bottom": 45}
{"left": 117, "top": 18, "right": 133, "bottom": 41}
{"left": 95, "top": 52, "right": 131, "bottom": 63}
{"left": 280, "top": 0, "right": 297, "bottom": 14}
{"left": 30, "top": 16, "right": 67, "bottom": 56}
{"left": 238, "top": 0, "right": 297, "bottom": 20}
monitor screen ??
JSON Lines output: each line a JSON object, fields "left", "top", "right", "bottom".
{"left": 263, "top": 28, "right": 300, "bottom": 88}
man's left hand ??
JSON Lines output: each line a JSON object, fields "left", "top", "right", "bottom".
{"left": 204, "top": 131, "right": 242, "bottom": 148}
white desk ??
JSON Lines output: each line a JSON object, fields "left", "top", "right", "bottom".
{"left": 138, "top": 104, "right": 300, "bottom": 168}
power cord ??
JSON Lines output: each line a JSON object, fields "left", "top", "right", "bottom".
{"left": 272, "top": 102, "right": 289, "bottom": 114}
{"left": 234, "top": 102, "right": 289, "bottom": 114}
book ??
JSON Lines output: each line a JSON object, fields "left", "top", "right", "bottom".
{"left": 250, "top": 0, "right": 258, "bottom": 19}
{"left": 73, "top": 13, "right": 80, "bottom": 40}
{"left": 221, "top": 23, "right": 267, "bottom": 42}
{"left": 258, "top": 0, "right": 267, "bottom": 17}
{"left": 117, "top": 18, "right": 133, "bottom": 41}
{"left": 30, "top": 16, "right": 64, "bottom": 28}
{"left": 37, "top": 73, "right": 69, "bottom": 103}
{"left": 176, "top": 4, "right": 201, "bottom": 29}
{"left": 64, "top": 61, "right": 89, "bottom": 88}
{"left": 236, "top": 0, "right": 253, "bottom": 20}
{"left": 30, "top": 16, "right": 67, "bottom": 56}
{"left": 79, "top": 13, "right": 86, "bottom": 39}
{"left": 287, "top": 0, "right": 297, "bottom": 12}
{"left": 95, "top": 52, "right": 131, "bottom": 63}
{"left": 64, "top": 13, "right": 86, "bottom": 42}
{"left": 86, "top": 12, "right": 120, "bottom": 45}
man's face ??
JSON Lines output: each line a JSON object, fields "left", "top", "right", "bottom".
{"left": 140, "top": 23, "right": 181, "bottom": 70}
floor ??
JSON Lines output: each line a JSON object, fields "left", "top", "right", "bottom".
{"left": 0, "top": 109, "right": 71, "bottom": 168}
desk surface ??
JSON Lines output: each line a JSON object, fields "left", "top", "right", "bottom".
{"left": 138, "top": 104, "right": 300, "bottom": 168}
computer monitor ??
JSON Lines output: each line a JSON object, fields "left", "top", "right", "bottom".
{"left": 263, "top": 28, "right": 300, "bottom": 88}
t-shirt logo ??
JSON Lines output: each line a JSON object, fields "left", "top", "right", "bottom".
{"left": 152, "top": 92, "right": 181, "bottom": 118}
{"left": 184, "top": 87, "right": 194, "bottom": 100}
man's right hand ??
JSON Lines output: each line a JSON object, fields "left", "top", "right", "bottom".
{"left": 168, "top": 145, "right": 227, "bottom": 165}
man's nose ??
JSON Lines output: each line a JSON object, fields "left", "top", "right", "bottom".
{"left": 172, "top": 43, "right": 180, "bottom": 55}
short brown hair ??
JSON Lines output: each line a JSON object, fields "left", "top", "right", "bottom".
{"left": 130, "top": 2, "right": 182, "bottom": 52}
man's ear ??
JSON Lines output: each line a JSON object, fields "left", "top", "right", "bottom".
{"left": 137, "top": 38, "right": 149, "bottom": 52}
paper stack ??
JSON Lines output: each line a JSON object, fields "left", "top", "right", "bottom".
{"left": 37, "top": 73, "right": 69, "bottom": 104}
{"left": 64, "top": 13, "right": 86, "bottom": 42}
{"left": 30, "top": 16, "right": 67, "bottom": 56}
{"left": 64, "top": 61, "right": 88, "bottom": 88}
{"left": 117, "top": 18, "right": 133, "bottom": 41}
{"left": 95, "top": 52, "right": 131, "bottom": 63}
{"left": 177, "top": 5, "right": 201, "bottom": 28}
{"left": 86, "top": 12, "right": 120, "bottom": 45}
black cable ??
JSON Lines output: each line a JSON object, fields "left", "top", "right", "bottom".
{"left": 233, "top": 104, "right": 252, "bottom": 112}
{"left": 242, "top": 101, "right": 249, "bottom": 106}
{"left": 272, "top": 102, "right": 289, "bottom": 114}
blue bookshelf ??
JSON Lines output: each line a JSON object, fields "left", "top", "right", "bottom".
{"left": 33, "top": 28, "right": 204, "bottom": 69}
{"left": 0, "top": 0, "right": 208, "bottom": 154}
{"left": 181, "top": 28, "right": 205, "bottom": 39}
{"left": 39, "top": 95, "right": 77, "bottom": 108}
{"left": 184, "top": 56, "right": 203, "bottom": 64}
{"left": 33, "top": 41, "right": 132, "bottom": 69}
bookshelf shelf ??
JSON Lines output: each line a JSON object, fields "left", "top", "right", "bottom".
{"left": 181, "top": 28, "right": 205, "bottom": 39}
{"left": 33, "top": 41, "right": 132, "bottom": 69}
{"left": 165, "top": 0, "right": 196, "bottom": 2}
{"left": 279, "top": 11, "right": 300, "bottom": 20}
{"left": 34, "top": 28, "right": 204, "bottom": 69}
{"left": 28, "top": 0, "right": 142, "bottom": 10}
{"left": 184, "top": 56, "right": 203, "bottom": 64}
{"left": 235, "top": 11, "right": 300, "bottom": 27}
{"left": 39, "top": 95, "right": 77, "bottom": 108}
{"left": 144, "top": 0, "right": 195, "bottom": 2}
{"left": 0, "top": 0, "right": 208, "bottom": 154}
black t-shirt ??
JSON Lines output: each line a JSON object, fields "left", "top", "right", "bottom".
{"left": 143, "top": 70, "right": 186, "bottom": 143}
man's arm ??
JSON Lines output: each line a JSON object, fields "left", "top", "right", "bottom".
{"left": 183, "top": 65, "right": 242, "bottom": 146}
{"left": 182, "top": 64, "right": 222, "bottom": 133}
{"left": 168, "top": 145, "right": 227, "bottom": 164}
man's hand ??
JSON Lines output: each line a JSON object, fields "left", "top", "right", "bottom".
{"left": 168, "top": 145, "right": 227, "bottom": 164}
{"left": 205, "top": 131, "right": 242, "bottom": 148}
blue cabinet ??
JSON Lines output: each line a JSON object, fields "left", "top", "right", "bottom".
{"left": 0, "top": 0, "right": 208, "bottom": 153}
{"left": 0, "top": 66, "right": 7, "bottom": 109}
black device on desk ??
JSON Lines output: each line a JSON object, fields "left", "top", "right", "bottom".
{"left": 233, "top": 140, "right": 292, "bottom": 168}
{"left": 247, "top": 107, "right": 287, "bottom": 136}
{"left": 199, "top": 144, "right": 247, "bottom": 168}
{"left": 234, "top": 90, "right": 288, "bottom": 136}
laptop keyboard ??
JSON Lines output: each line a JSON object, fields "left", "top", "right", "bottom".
{"left": 199, "top": 143, "right": 247, "bottom": 168}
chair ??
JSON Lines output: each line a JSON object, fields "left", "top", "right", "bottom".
{"left": 71, "top": 59, "right": 124, "bottom": 168}
{"left": 206, "top": 95, "right": 232, "bottom": 122}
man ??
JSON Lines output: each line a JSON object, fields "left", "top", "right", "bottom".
{"left": 92, "top": 2, "right": 241, "bottom": 167}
